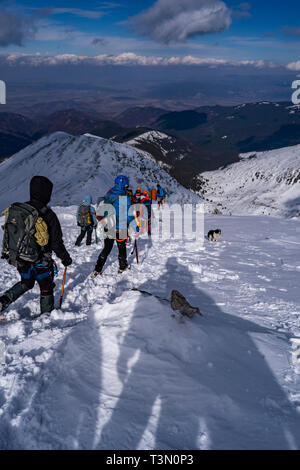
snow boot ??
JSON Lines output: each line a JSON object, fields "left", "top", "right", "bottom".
{"left": 86, "top": 230, "right": 92, "bottom": 246}
{"left": 0, "top": 295, "right": 10, "bottom": 314}
{"left": 40, "top": 294, "right": 54, "bottom": 315}
{"left": 91, "top": 270, "right": 102, "bottom": 279}
{"left": 1, "top": 282, "right": 30, "bottom": 307}
{"left": 118, "top": 265, "right": 129, "bottom": 274}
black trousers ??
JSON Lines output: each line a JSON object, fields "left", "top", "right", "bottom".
{"left": 95, "top": 235, "right": 127, "bottom": 272}
{"left": 1, "top": 261, "right": 55, "bottom": 314}
{"left": 75, "top": 227, "right": 93, "bottom": 246}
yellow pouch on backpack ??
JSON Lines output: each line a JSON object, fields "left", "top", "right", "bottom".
{"left": 1, "top": 208, "right": 9, "bottom": 218}
{"left": 35, "top": 217, "right": 49, "bottom": 246}
{"left": 1, "top": 207, "right": 9, "bottom": 230}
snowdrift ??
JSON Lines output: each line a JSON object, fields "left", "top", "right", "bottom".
{"left": 0, "top": 211, "right": 299, "bottom": 449}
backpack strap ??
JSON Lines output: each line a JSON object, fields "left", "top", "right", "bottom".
{"left": 105, "top": 194, "right": 120, "bottom": 205}
{"left": 39, "top": 205, "right": 49, "bottom": 216}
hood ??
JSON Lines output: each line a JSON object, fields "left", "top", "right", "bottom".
{"left": 108, "top": 184, "right": 126, "bottom": 198}
{"left": 30, "top": 176, "right": 53, "bottom": 205}
{"left": 83, "top": 194, "right": 92, "bottom": 206}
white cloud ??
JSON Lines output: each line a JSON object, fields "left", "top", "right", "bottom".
{"left": 49, "top": 8, "right": 105, "bottom": 19}
{"left": 1, "top": 52, "right": 276, "bottom": 68}
{"left": 129, "top": 0, "right": 232, "bottom": 44}
{"left": 287, "top": 61, "right": 300, "bottom": 71}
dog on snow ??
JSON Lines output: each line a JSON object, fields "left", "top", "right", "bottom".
{"left": 207, "top": 229, "right": 222, "bottom": 242}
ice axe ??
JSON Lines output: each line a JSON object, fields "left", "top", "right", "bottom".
{"left": 59, "top": 266, "right": 68, "bottom": 309}
{"left": 94, "top": 227, "right": 99, "bottom": 244}
{"left": 130, "top": 238, "right": 139, "bottom": 264}
{"left": 134, "top": 239, "right": 139, "bottom": 264}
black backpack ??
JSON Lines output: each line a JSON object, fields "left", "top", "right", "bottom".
{"left": 1, "top": 203, "right": 48, "bottom": 268}
{"left": 78, "top": 204, "right": 92, "bottom": 227}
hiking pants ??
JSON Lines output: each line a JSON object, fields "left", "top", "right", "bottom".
{"left": 147, "top": 216, "right": 152, "bottom": 236}
{"left": 1, "top": 261, "right": 55, "bottom": 314}
{"left": 75, "top": 226, "right": 93, "bottom": 246}
{"left": 95, "top": 234, "right": 127, "bottom": 272}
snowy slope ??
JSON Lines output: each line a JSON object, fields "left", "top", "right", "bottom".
{"left": 126, "top": 130, "right": 174, "bottom": 168}
{"left": 126, "top": 130, "right": 176, "bottom": 151}
{"left": 199, "top": 144, "right": 300, "bottom": 217}
{"left": 124, "top": 129, "right": 202, "bottom": 181}
{"left": 124, "top": 131, "right": 174, "bottom": 173}
{"left": 0, "top": 132, "right": 199, "bottom": 210}
{"left": 127, "top": 130, "right": 174, "bottom": 146}
{"left": 0, "top": 210, "right": 300, "bottom": 450}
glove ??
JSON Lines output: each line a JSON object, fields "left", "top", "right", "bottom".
{"left": 62, "top": 254, "right": 72, "bottom": 267}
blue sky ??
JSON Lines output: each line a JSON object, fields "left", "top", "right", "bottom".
{"left": 0, "top": 0, "right": 300, "bottom": 64}
{"left": 0, "top": 1, "right": 299, "bottom": 109}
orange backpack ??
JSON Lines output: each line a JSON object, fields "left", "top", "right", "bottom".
{"left": 152, "top": 189, "right": 157, "bottom": 201}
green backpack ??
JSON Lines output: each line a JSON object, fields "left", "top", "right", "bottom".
{"left": 78, "top": 204, "right": 92, "bottom": 227}
{"left": 1, "top": 203, "right": 48, "bottom": 268}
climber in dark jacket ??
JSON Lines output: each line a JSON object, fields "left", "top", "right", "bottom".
{"left": 0, "top": 176, "right": 72, "bottom": 317}
{"left": 75, "top": 194, "right": 97, "bottom": 246}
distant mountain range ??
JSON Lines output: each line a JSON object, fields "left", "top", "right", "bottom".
{"left": 1, "top": 102, "right": 300, "bottom": 191}
{"left": 0, "top": 109, "right": 124, "bottom": 161}
{"left": 0, "top": 113, "right": 35, "bottom": 160}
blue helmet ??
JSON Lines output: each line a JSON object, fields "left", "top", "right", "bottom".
{"left": 115, "top": 175, "right": 129, "bottom": 188}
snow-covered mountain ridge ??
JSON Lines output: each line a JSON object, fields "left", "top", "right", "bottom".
{"left": 198, "top": 143, "right": 300, "bottom": 218}
{"left": 127, "top": 130, "right": 174, "bottom": 146}
{"left": 0, "top": 132, "right": 200, "bottom": 210}
{"left": 122, "top": 129, "right": 205, "bottom": 188}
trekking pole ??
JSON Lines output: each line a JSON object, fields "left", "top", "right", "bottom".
{"left": 94, "top": 227, "right": 98, "bottom": 244}
{"left": 59, "top": 266, "right": 68, "bottom": 309}
{"left": 134, "top": 239, "right": 139, "bottom": 264}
